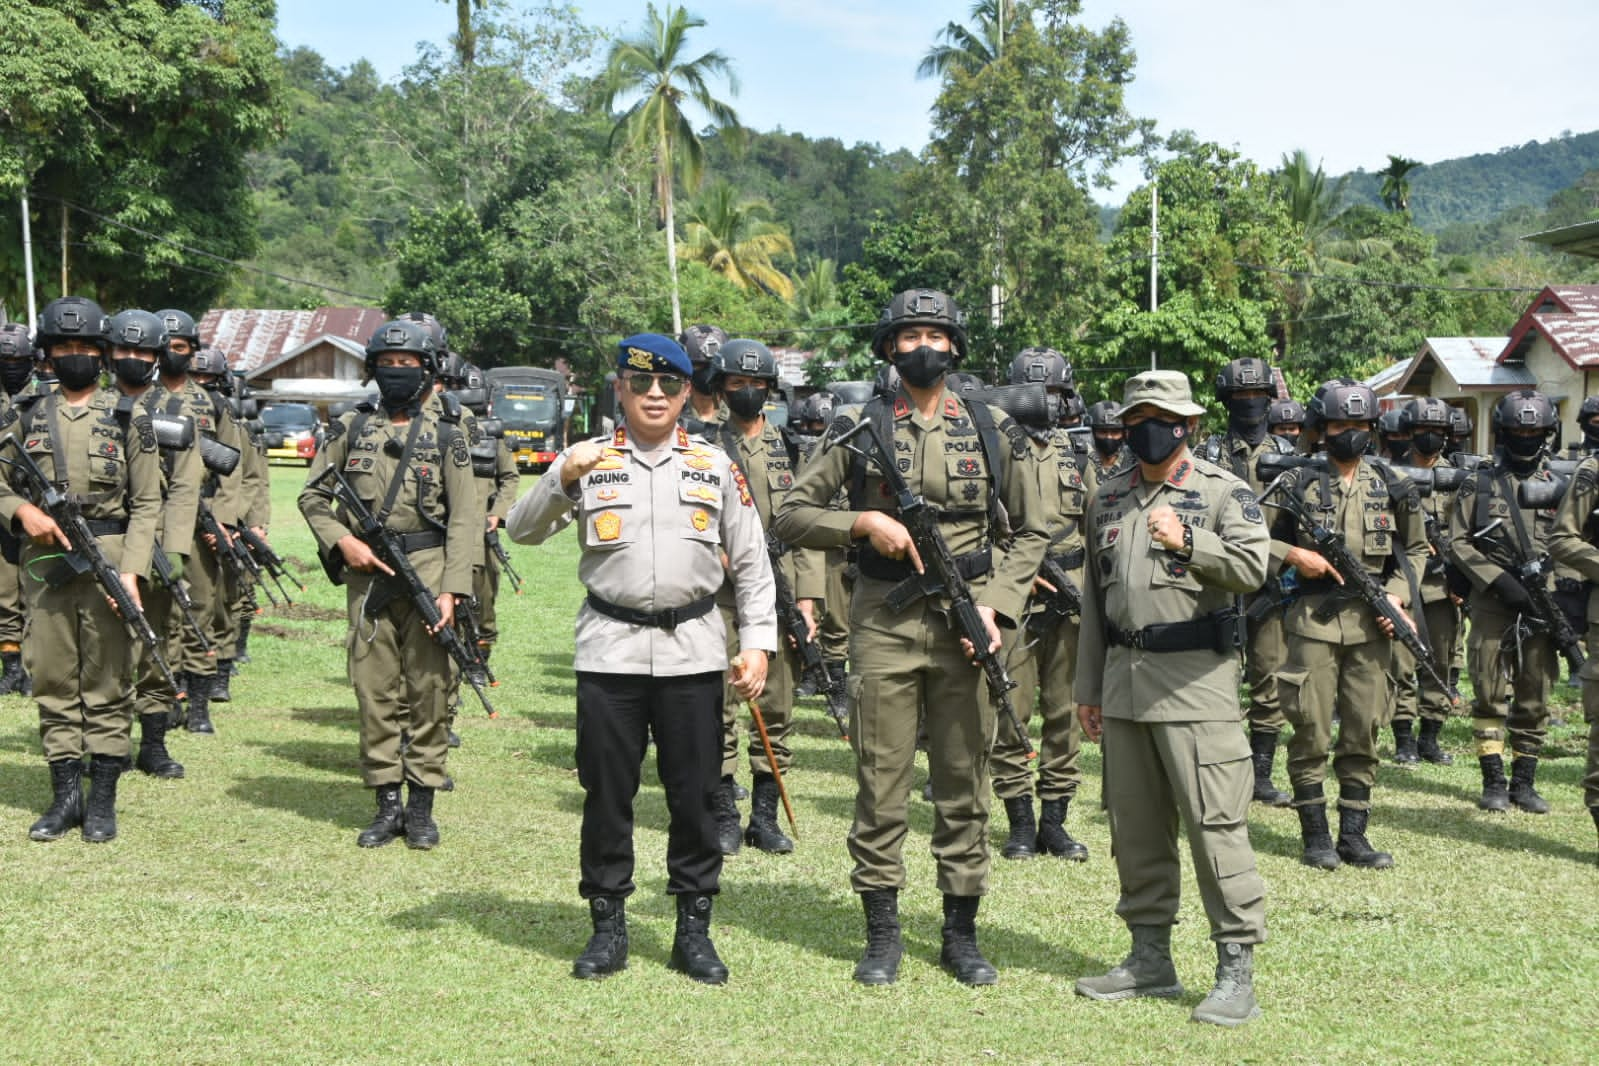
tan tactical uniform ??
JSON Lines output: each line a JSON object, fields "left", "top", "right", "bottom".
{"left": 187, "top": 380, "right": 249, "bottom": 672}
{"left": 1390, "top": 456, "right": 1461, "bottom": 729}
{"left": 1076, "top": 454, "right": 1269, "bottom": 942}
{"left": 0, "top": 389, "right": 162, "bottom": 760}
{"left": 1545, "top": 456, "right": 1599, "bottom": 811}
{"left": 1272, "top": 460, "right": 1428, "bottom": 805}
{"left": 772, "top": 386, "right": 1048, "bottom": 898}
{"left": 298, "top": 402, "right": 476, "bottom": 790}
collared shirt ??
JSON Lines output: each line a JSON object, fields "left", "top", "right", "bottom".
{"left": 506, "top": 424, "right": 777, "bottom": 677}
{"left": 1075, "top": 453, "right": 1270, "bottom": 721}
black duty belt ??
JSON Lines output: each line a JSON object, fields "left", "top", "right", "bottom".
{"left": 586, "top": 593, "right": 716, "bottom": 631}
{"left": 1049, "top": 548, "right": 1085, "bottom": 571}
{"left": 858, "top": 545, "right": 991, "bottom": 585}
{"left": 394, "top": 529, "right": 445, "bottom": 554}
{"left": 1106, "top": 608, "right": 1244, "bottom": 655}
{"left": 85, "top": 518, "right": 129, "bottom": 537}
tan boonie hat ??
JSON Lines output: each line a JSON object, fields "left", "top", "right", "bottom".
{"left": 1117, "top": 369, "right": 1206, "bottom": 419}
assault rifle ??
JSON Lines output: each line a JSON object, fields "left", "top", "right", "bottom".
{"left": 0, "top": 437, "right": 179, "bottom": 692}
{"left": 235, "top": 523, "right": 302, "bottom": 604}
{"left": 312, "top": 463, "right": 497, "bottom": 718}
{"left": 827, "top": 416, "right": 1035, "bottom": 760}
{"left": 152, "top": 540, "right": 213, "bottom": 655}
{"left": 767, "top": 533, "right": 848, "bottom": 739}
{"left": 486, "top": 529, "right": 524, "bottom": 594}
{"left": 1470, "top": 517, "right": 1586, "bottom": 674}
{"left": 1028, "top": 555, "right": 1082, "bottom": 633}
{"left": 453, "top": 594, "right": 498, "bottom": 690}
{"left": 198, "top": 500, "right": 277, "bottom": 606}
{"left": 1259, "top": 467, "right": 1460, "bottom": 705}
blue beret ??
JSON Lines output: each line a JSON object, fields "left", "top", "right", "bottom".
{"left": 618, "top": 333, "right": 692, "bottom": 377}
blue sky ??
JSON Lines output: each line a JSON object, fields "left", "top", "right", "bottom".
{"left": 275, "top": 0, "right": 1599, "bottom": 202}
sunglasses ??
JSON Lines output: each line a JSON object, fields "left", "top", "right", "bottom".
{"left": 622, "top": 371, "right": 686, "bottom": 397}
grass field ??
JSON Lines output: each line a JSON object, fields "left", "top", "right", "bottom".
{"left": 0, "top": 466, "right": 1594, "bottom": 1065}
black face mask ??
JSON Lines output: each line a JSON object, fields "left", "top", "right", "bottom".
{"left": 1226, "top": 395, "right": 1271, "bottom": 445}
{"left": 724, "top": 385, "right": 768, "bottom": 420}
{"left": 51, "top": 354, "right": 103, "bottom": 391}
{"left": 158, "top": 350, "right": 192, "bottom": 377}
{"left": 113, "top": 357, "right": 157, "bottom": 388}
{"left": 1385, "top": 440, "right": 1412, "bottom": 463}
{"left": 690, "top": 365, "right": 719, "bottom": 397}
{"left": 1127, "top": 417, "right": 1187, "bottom": 465}
{"left": 1583, "top": 423, "right": 1599, "bottom": 445}
{"left": 1325, "top": 428, "right": 1370, "bottom": 462}
{"left": 1092, "top": 432, "right": 1123, "bottom": 458}
{"left": 373, "top": 366, "right": 427, "bottom": 410}
{"left": 1503, "top": 434, "right": 1545, "bottom": 463}
{"left": 894, "top": 345, "right": 952, "bottom": 389}
{"left": 1412, "top": 430, "right": 1446, "bottom": 457}
{"left": 0, "top": 360, "right": 34, "bottom": 396}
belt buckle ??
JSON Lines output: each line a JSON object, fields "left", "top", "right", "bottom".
{"left": 659, "top": 607, "right": 680, "bottom": 631}
{"left": 1129, "top": 627, "right": 1147, "bottom": 650}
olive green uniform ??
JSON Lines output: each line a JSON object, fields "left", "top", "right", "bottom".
{"left": 1545, "top": 456, "right": 1599, "bottom": 811}
{"left": 186, "top": 381, "right": 250, "bottom": 673}
{"left": 1272, "top": 461, "right": 1428, "bottom": 805}
{"left": 0, "top": 389, "right": 163, "bottom": 761}
{"left": 772, "top": 386, "right": 1048, "bottom": 897}
{"left": 713, "top": 419, "right": 820, "bottom": 777}
{"left": 298, "top": 402, "right": 477, "bottom": 791}
{"left": 1389, "top": 457, "right": 1461, "bottom": 729}
{"left": 1449, "top": 460, "right": 1560, "bottom": 757}
{"left": 1200, "top": 432, "right": 1294, "bottom": 734}
{"left": 993, "top": 426, "right": 1086, "bottom": 804}
{"left": 1076, "top": 455, "right": 1269, "bottom": 942}
{"left": 472, "top": 429, "right": 520, "bottom": 647}
{"left": 0, "top": 389, "right": 27, "bottom": 652}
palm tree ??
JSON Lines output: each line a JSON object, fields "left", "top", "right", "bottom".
{"left": 437, "top": 0, "right": 486, "bottom": 68}
{"left": 677, "top": 181, "right": 795, "bottom": 299}
{"left": 1378, "top": 154, "right": 1423, "bottom": 213}
{"left": 916, "top": 0, "right": 1027, "bottom": 80}
{"left": 596, "top": 3, "right": 741, "bottom": 334}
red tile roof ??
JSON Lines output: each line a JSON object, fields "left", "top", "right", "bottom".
{"left": 197, "top": 307, "right": 388, "bottom": 375}
{"left": 1500, "top": 285, "right": 1599, "bottom": 370}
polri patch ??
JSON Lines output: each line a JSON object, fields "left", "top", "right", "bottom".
{"left": 691, "top": 509, "right": 711, "bottom": 532}
{"left": 594, "top": 511, "right": 622, "bottom": 541}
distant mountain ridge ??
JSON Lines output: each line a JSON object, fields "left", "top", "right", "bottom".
{"left": 1340, "top": 129, "right": 1599, "bottom": 231}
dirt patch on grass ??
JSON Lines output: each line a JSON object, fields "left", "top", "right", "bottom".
{"left": 267, "top": 603, "right": 344, "bottom": 623}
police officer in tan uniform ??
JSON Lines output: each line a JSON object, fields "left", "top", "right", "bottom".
{"left": 773, "top": 288, "right": 1048, "bottom": 988}
{"left": 1448, "top": 390, "right": 1562, "bottom": 814}
{"left": 0, "top": 297, "right": 163, "bottom": 843}
{"left": 707, "top": 338, "right": 819, "bottom": 855}
{"left": 507, "top": 333, "right": 775, "bottom": 986}
{"left": 0, "top": 322, "right": 36, "bottom": 696}
{"left": 1545, "top": 440, "right": 1599, "bottom": 856}
{"left": 992, "top": 346, "right": 1089, "bottom": 862}
{"left": 1271, "top": 379, "right": 1428, "bottom": 871}
{"left": 1073, "top": 370, "right": 1268, "bottom": 1028}
{"left": 299, "top": 320, "right": 477, "bottom": 851}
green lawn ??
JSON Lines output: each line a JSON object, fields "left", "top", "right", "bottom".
{"left": 0, "top": 466, "right": 1593, "bottom": 1064}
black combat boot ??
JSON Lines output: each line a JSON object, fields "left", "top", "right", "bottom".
{"left": 1391, "top": 720, "right": 1419, "bottom": 765}
{"left": 1477, "top": 754, "right": 1510, "bottom": 811}
{"left": 1075, "top": 924, "right": 1183, "bottom": 1000}
{"left": 794, "top": 664, "right": 819, "bottom": 698}
{"left": 0, "top": 648, "right": 28, "bottom": 695}
{"left": 186, "top": 673, "right": 216, "bottom": 734}
{"left": 938, "top": 895, "right": 998, "bottom": 986}
{"left": 1294, "top": 786, "right": 1340, "bottom": 870}
{"left": 744, "top": 773, "right": 793, "bottom": 853}
{"left": 1417, "top": 717, "right": 1453, "bottom": 765}
{"left": 1037, "top": 797, "right": 1089, "bottom": 860}
{"left": 28, "top": 758, "right": 85, "bottom": 842}
{"left": 854, "top": 889, "right": 903, "bottom": 986}
{"left": 405, "top": 784, "right": 439, "bottom": 849}
{"left": 135, "top": 713, "right": 185, "bottom": 779}
{"left": 82, "top": 754, "right": 125, "bottom": 843}
{"left": 1191, "top": 942, "right": 1261, "bottom": 1027}
{"left": 668, "top": 894, "right": 728, "bottom": 985}
{"left": 356, "top": 784, "right": 405, "bottom": 848}
{"left": 1508, "top": 755, "right": 1550, "bottom": 814}
{"left": 167, "top": 671, "right": 189, "bottom": 729}
{"left": 1248, "top": 730, "right": 1290, "bottom": 806}
{"left": 572, "top": 896, "right": 628, "bottom": 979}
{"left": 1000, "top": 795, "right": 1038, "bottom": 860}
{"left": 212, "top": 661, "right": 233, "bottom": 703}
{"left": 1590, "top": 807, "right": 1599, "bottom": 864}
{"left": 235, "top": 614, "right": 253, "bottom": 665}
{"left": 714, "top": 776, "right": 742, "bottom": 855}
{"left": 1335, "top": 787, "right": 1394, "bottom": 869}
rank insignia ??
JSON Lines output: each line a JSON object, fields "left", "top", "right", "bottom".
{"left": 893, "top": 397, "right": 910, "bottom": 419}
{"left": 684, "top": 454, "right": 713, "bottom": 471}
{"left": 686, "top": 485, "right": 718, "bottom": 503}
{"left": 944, "top": 398, "right": 960, "bottom": 418}
{"left": 956, "top": 458, "right": 981, "bottom": 477}
{"left": 594, "top": 451, "right": 626, "bottom": 471}
{"left": 691, "top": 509, "right": 711, "bottom": 532}
{"left": 594, "top": 511, "right": 622, "bottom": 541}
{"left": 596, "top": 489, "right": 619, "bottom": 501}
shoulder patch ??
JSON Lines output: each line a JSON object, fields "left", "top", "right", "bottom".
{"left": 134, "top": 412, "right": 157, "bottom": 453}
{"left": 448, "top": 426, "right": 470, "bottom": 468}
{"left": 1232, "top": 485, "right": 1263, "bottom": 523}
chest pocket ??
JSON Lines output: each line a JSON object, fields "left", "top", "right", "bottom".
{"left": 678, "top": 476, "right": 722, "bottom": 545}
{"left": 1058, "top": 470, "right": 1085, "bottom": 519}
{"left": 944, "top": 454, "right": 989, "bottom": 513}
{"left": 342, "top": 452, "right": 384, "bottom": 503}
{"left": 89, "top": 439, "right": 126, "bottom": 490}
{"left": 1363, "top": 511, "right": 1395, "bottom": 558}
{"left": 1096, "top": 524, "right": 1124, "bottom": 585}
{"left": 1150, "top": 553, "right": 1203, "bottom": 594}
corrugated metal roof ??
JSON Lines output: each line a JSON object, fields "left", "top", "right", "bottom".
{"left": 1367, "top": 357, "right": 1411, "bottom": 394}
{"left": 197, "top": 307, "right": 388, "bottom": 375}
{"left": 1523, "top": 222, "right": 1599, "bottom": 261}
{"left": 1390, "top": 337, "right": 1534, "bottom": 393}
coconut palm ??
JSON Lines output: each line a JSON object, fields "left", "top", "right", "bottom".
{"left": 596, "top": 3, "right": 741, "bottom": 334}
{"left": 916, "top": 0, "right": 1027, "bottom": 80}
{"left": 1378, "top": 154, "right": 1423, "bottom": 213}
{"left": 677, "top": 181, "right": 795, "bottom": 299}
{"left": 437, "top": 0, "right": 486, "bottom": 68}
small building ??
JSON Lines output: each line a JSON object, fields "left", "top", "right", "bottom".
{"left": 1495, "top": 285, "right": 1599, "bottom": 446}
{"left": 1384, "top": 337, "right": 1536, "bottom": 454}
{"left": 198, "top": 307, "right": 389, "bottom": 410}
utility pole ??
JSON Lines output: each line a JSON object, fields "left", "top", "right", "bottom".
{"left": 1148, "top": 180, "right": 1159, "bottom": 370}
{"left": 20, "top": 190, "right": 37, "bottom": 332}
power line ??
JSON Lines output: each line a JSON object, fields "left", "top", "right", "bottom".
{"left": 1229, "top": 260, "right": 1540, "bottom": 295}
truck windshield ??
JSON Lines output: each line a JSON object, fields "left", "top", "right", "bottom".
{"left": 494, "top": 389, "right": 560, "bottom": 429}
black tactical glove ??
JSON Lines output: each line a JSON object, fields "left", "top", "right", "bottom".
{"left": 1487, "top": 572, "right": 1534, "bottom": 612}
